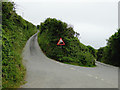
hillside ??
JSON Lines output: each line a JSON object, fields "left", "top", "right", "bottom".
{"left": 2, "top": 2, "right": 37, "bottom": 88}
{"left": 97, "top": 29, "right": 120, "bottom": 67}
{"left": 38, "top": 18, "right": 96, "bottom": 67}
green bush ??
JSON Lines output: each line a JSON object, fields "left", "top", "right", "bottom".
{"left": 2, "top": 2, "right": 37, "bottom": 88}
{"left": 38, "top": 18, "right": 95, "bottom": 67}
{"left": 60, "top": 57, "right": 74, "bottom": 63}
{"left": 78, "top": 52, "right": 95, "bottom": 66}
{"left": 87, "top": 45, "right": 96, "bottom": 58}
{"left": 97, "top": 29, "right": 120, "bottom": 67}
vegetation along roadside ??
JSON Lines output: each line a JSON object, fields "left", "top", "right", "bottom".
{"left": 37, "top": 18, "right": 96, "bottom": 67}
{"left": 2, "top": 2, "right": 37, "bottom": 88}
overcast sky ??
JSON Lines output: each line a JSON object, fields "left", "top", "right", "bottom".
{"left": 12, "top": 0, "right": 119, "bottom": 49}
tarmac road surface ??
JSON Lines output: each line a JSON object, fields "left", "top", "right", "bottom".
{"left": 21, "top": 32, "right": 118, "bottom": 88}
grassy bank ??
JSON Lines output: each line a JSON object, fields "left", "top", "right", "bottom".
{"left": 2, "top": 2, "right": 37, "bottom": 88}
{"left": 38, "top": 18, "right": 96, "bottom": 67}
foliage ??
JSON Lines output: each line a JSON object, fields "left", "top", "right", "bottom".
{"left": 38, "top": 18, "right": 95, "bottom": 67}
{"left": 37, "top": 25, "right": 40, "bottom": 29}
{"left": 2, "top": 2, "right": 37, "bottom": 88}
{"left": 96, "top": 47, "right": 104, "bottom": 62}
{"left": 87, "top": 45, "right": 96, "bottom": 58}
{"left": 0, "top": 2, "right": 1, "bottom": 79}
{"left": 0, "top": 27, "right": 1, "bottom": 89}
{"left": 97, "top": 29, "right": 120, "bottom": 67}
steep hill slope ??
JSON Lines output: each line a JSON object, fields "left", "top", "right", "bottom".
{"left": 38, "top": 18, "right": 95, "bottom": 67}
{"left": 2, "top": 2, "right": 37, "bottom": 88}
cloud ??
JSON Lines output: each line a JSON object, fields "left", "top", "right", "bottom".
{"left": 13, "top": 0, "right": 119, "bottom": 3}
{"left": 13, "top": 0, "right": 118, "bottom": 49}
{"left": 74, "top": 23, "right": 116, "bottom": 49}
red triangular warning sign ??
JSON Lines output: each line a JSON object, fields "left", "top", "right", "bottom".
{"left": 57, "top": 38, "right": 65, "bottom": 45}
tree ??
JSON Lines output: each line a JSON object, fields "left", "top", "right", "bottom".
{"left": 87, "top": 45, "right": 96, "bottom": 58}
{"left": 75, "top": 32, "right": 80, "bottom": 38}
{"left": 96, "top": 47, "right": 104, "bottom": 62}
{"left": 106, "top": 29, "right": 120, "bottom": 66}
{"left": 37, "top": 25, "right": 40, "bottom": 29}
{"left": 97, "top": 29, "right": 120, "bottom": 67}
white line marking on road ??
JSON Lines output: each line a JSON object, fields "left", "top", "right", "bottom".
{"left": 95, "top": 76, "right": 98, "bottom": 79}
{"left": 101, "top": 78, "right": 104, "bottom": 81}
{"left": 87, "top": 74, "right": 93, "bottom": 77}
{"left": 70, "top": 68, "right": 75, "bottom": 70}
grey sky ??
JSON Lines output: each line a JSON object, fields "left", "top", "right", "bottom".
{"left": 13, "top": 0, "right": 119, "bottom": 49}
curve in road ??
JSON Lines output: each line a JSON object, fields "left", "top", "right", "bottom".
{"left": 21, "top": 32, "right": 118, "bottom": 88}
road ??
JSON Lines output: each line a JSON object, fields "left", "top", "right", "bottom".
{"left": 21, "top": 32, "right": 118, "bottom": 88}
